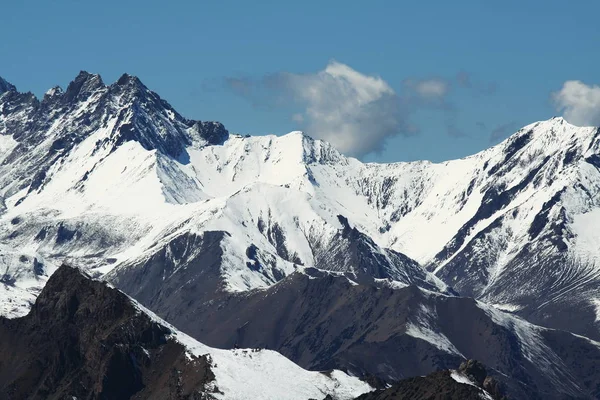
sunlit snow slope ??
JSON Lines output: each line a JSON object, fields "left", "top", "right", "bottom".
{"left": 1, "top": 72, "right": 599, "bottom": 340}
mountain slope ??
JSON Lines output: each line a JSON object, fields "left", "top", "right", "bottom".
{"left": 0, "top": 264, "right": 372, "bottom": 400}
{"left": 113, "top": 266, "right": 600, "bottom": 399}
{"left": 303, "top": 117, "right": 600, "bottom": 339}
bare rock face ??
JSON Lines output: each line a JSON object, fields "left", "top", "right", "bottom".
{"left": 484, "top": 376, "right": 507, "bottom": 400}
{"left": 0, "top": 265, "right": 215, "bottom": 400}
{"left": 353, "top": 359, "right": 505, "bottom": 400}
{"left": 458, "top": 359, "right": 487, "bottom": 386}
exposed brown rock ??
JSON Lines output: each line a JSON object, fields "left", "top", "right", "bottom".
{"left": 0, "top": 265, "right": 216, "bottom": 400}
{"left": 353, "top": 360, "right": 504, "bottom": 400}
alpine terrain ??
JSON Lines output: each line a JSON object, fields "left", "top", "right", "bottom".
{"left": 1, "top": 72, "right": 600, "bottom": 399}
{"left": 0, "top": 264, "right": 372, "bottom": 399}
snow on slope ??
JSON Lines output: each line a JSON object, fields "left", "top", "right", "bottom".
{"left": 449, "top": 371, "right": 494, "bottom": 400}
{"left": 571, "top": 207, "right": 600, "bottom": 265}
{"left": 132, "top": 300, "right": 373, "bottom": 400}
{"left": 2, "top": 72, "right": 600, "bottom": 342}
{"left": 0, "top": 72, "right": 447, "bottom": 319}
{"left": 0, "top": 129, "right": 446, "bottom": 303}
{"left": 354, "top": 119, "right": 595, "bottom": 262}
{"left": 396, "top": 287, "right": 600, "bottom": 397}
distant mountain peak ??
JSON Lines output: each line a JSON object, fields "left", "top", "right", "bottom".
{"left": 112, "top": 73, "right": 151, "bottom": 99}
{"left": 115, "top": 72, "right": 144, "bottom": 87}
{"left": 63, "top": 70, "right": 105, "bottom": 103}
{"left": 43, "top": 85, "right": 64, "bottom": 100}
{"left": 0, "top": 76, "right": 16, "bottom": 94}
{"left": 285, "top": 130, "right": 308, "bottom": 137}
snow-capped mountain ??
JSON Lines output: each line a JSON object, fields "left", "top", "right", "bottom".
{"left": 2, "top": 72, "right": 599, "bottom": 338}
{"left": 2, "top": 72, "right": 600, "bottom": 398}
{"left": 356, "top": 117, "right": 600, "bottom": 339}
{"left": 0, "top": 71, "right": 450, "bottom": 319}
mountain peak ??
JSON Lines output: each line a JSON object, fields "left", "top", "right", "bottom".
{"left": 73, "top": 70, "right": 103, "bottom": 85}
{"left": 115, "top": 73, "right": 145, "bottom": 89}
{"left": 286, "top": 130, "right": 307, "bottom": 137}
{"left": 63, "top": 71, "right": 105, "bottom": 103}
{"left": 190, "top": 121, "right": 230, "bottom": 145}
{"left": 487, "top": 116, "right": 595, "bottom": 162}
{"left": 283, "top": 130, "right": 320, "bottom": 143}
{"left": 43, "top": 85, "right": 63, "bottom": 100}
{"left": 293, "top": 131, "right": 347, "bottom": 165}
{"left": 0, "top": 76, "right": 16, "bottom": 94}
{"left": 109, "top": 73, "right": 153, "bottom": 104}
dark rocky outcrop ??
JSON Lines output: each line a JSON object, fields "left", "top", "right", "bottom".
{"left": 0, "top": 265, "right": 216, "bottom": 400}
{"left": 0, "top": 76, "right": 16, "bottom": 94}
{"left": 354, "top": 359, "right": 505, "bottom": 400}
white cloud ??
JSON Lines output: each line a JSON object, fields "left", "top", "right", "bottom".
{"left": 409, "top": 78, "right": 449, "bottom": 99}
{"left": 270, "top": 61, "right": 411, "bottom": 157}
{"left": 226, "top": 63, "right": 498, "bottom": 156}
{"left": 552, "top": 80, "right": 600, "bottom": 126}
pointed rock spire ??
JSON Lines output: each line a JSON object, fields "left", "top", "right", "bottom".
{"left": 115, "top": 73, "right": 145, "bottom": 88}
{"left": 108, "top": 73, "right": 157, "bottom": 107}
{"left": 63, "top": 71, "right": 105, "bottom": 103}
{"left": 43, "top": 86, "right": 64, "bottom": 102}
{"left": 0, "top": 76, "right": 16, "bottom": 94}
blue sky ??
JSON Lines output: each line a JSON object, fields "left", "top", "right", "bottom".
{"left": 2, "top": 0, "right": 599, "bottom": 162}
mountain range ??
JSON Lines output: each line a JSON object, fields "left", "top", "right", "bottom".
{"left": 1, "top": 72, "right": 600, "bottom": 399}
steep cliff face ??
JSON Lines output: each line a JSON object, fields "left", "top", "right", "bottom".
{"left": 0, "top": 265, "right": 216, "bottom": 400}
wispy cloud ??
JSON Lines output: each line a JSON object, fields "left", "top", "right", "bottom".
{"left": 455, "top": 71, "right": 496, "bottom": 95}
{"left": 224, "top": 62, "right": 498, "bottom": 157}
{"left": 552, "top": 80, "right": 600, "bottom": 126}
{"left": 403, "top": 73, "right": 495, "bottom": 138}
{"left": 446, "top": 122, "right": 467, "bottom": 138}
{"left": 226, "top": 61, "right": 415, "bottom": 157}
{"left": 404, "top": 78, "right": 450, "bottom": 100}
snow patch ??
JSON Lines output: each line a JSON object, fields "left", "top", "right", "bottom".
{"left": 450, "top": 371, "right": 494, "bottom": 400}
{"left": 450, "top": 370, "right": 477, "bottom": 386}
{"left": 490, "top": 303, "right": 522, "bottom": 313}
{"left": 406, "top": 305, "right": 464, "bottom": 356}
{"left": 592, "top": 298, "right": 600, "bottom": 322}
